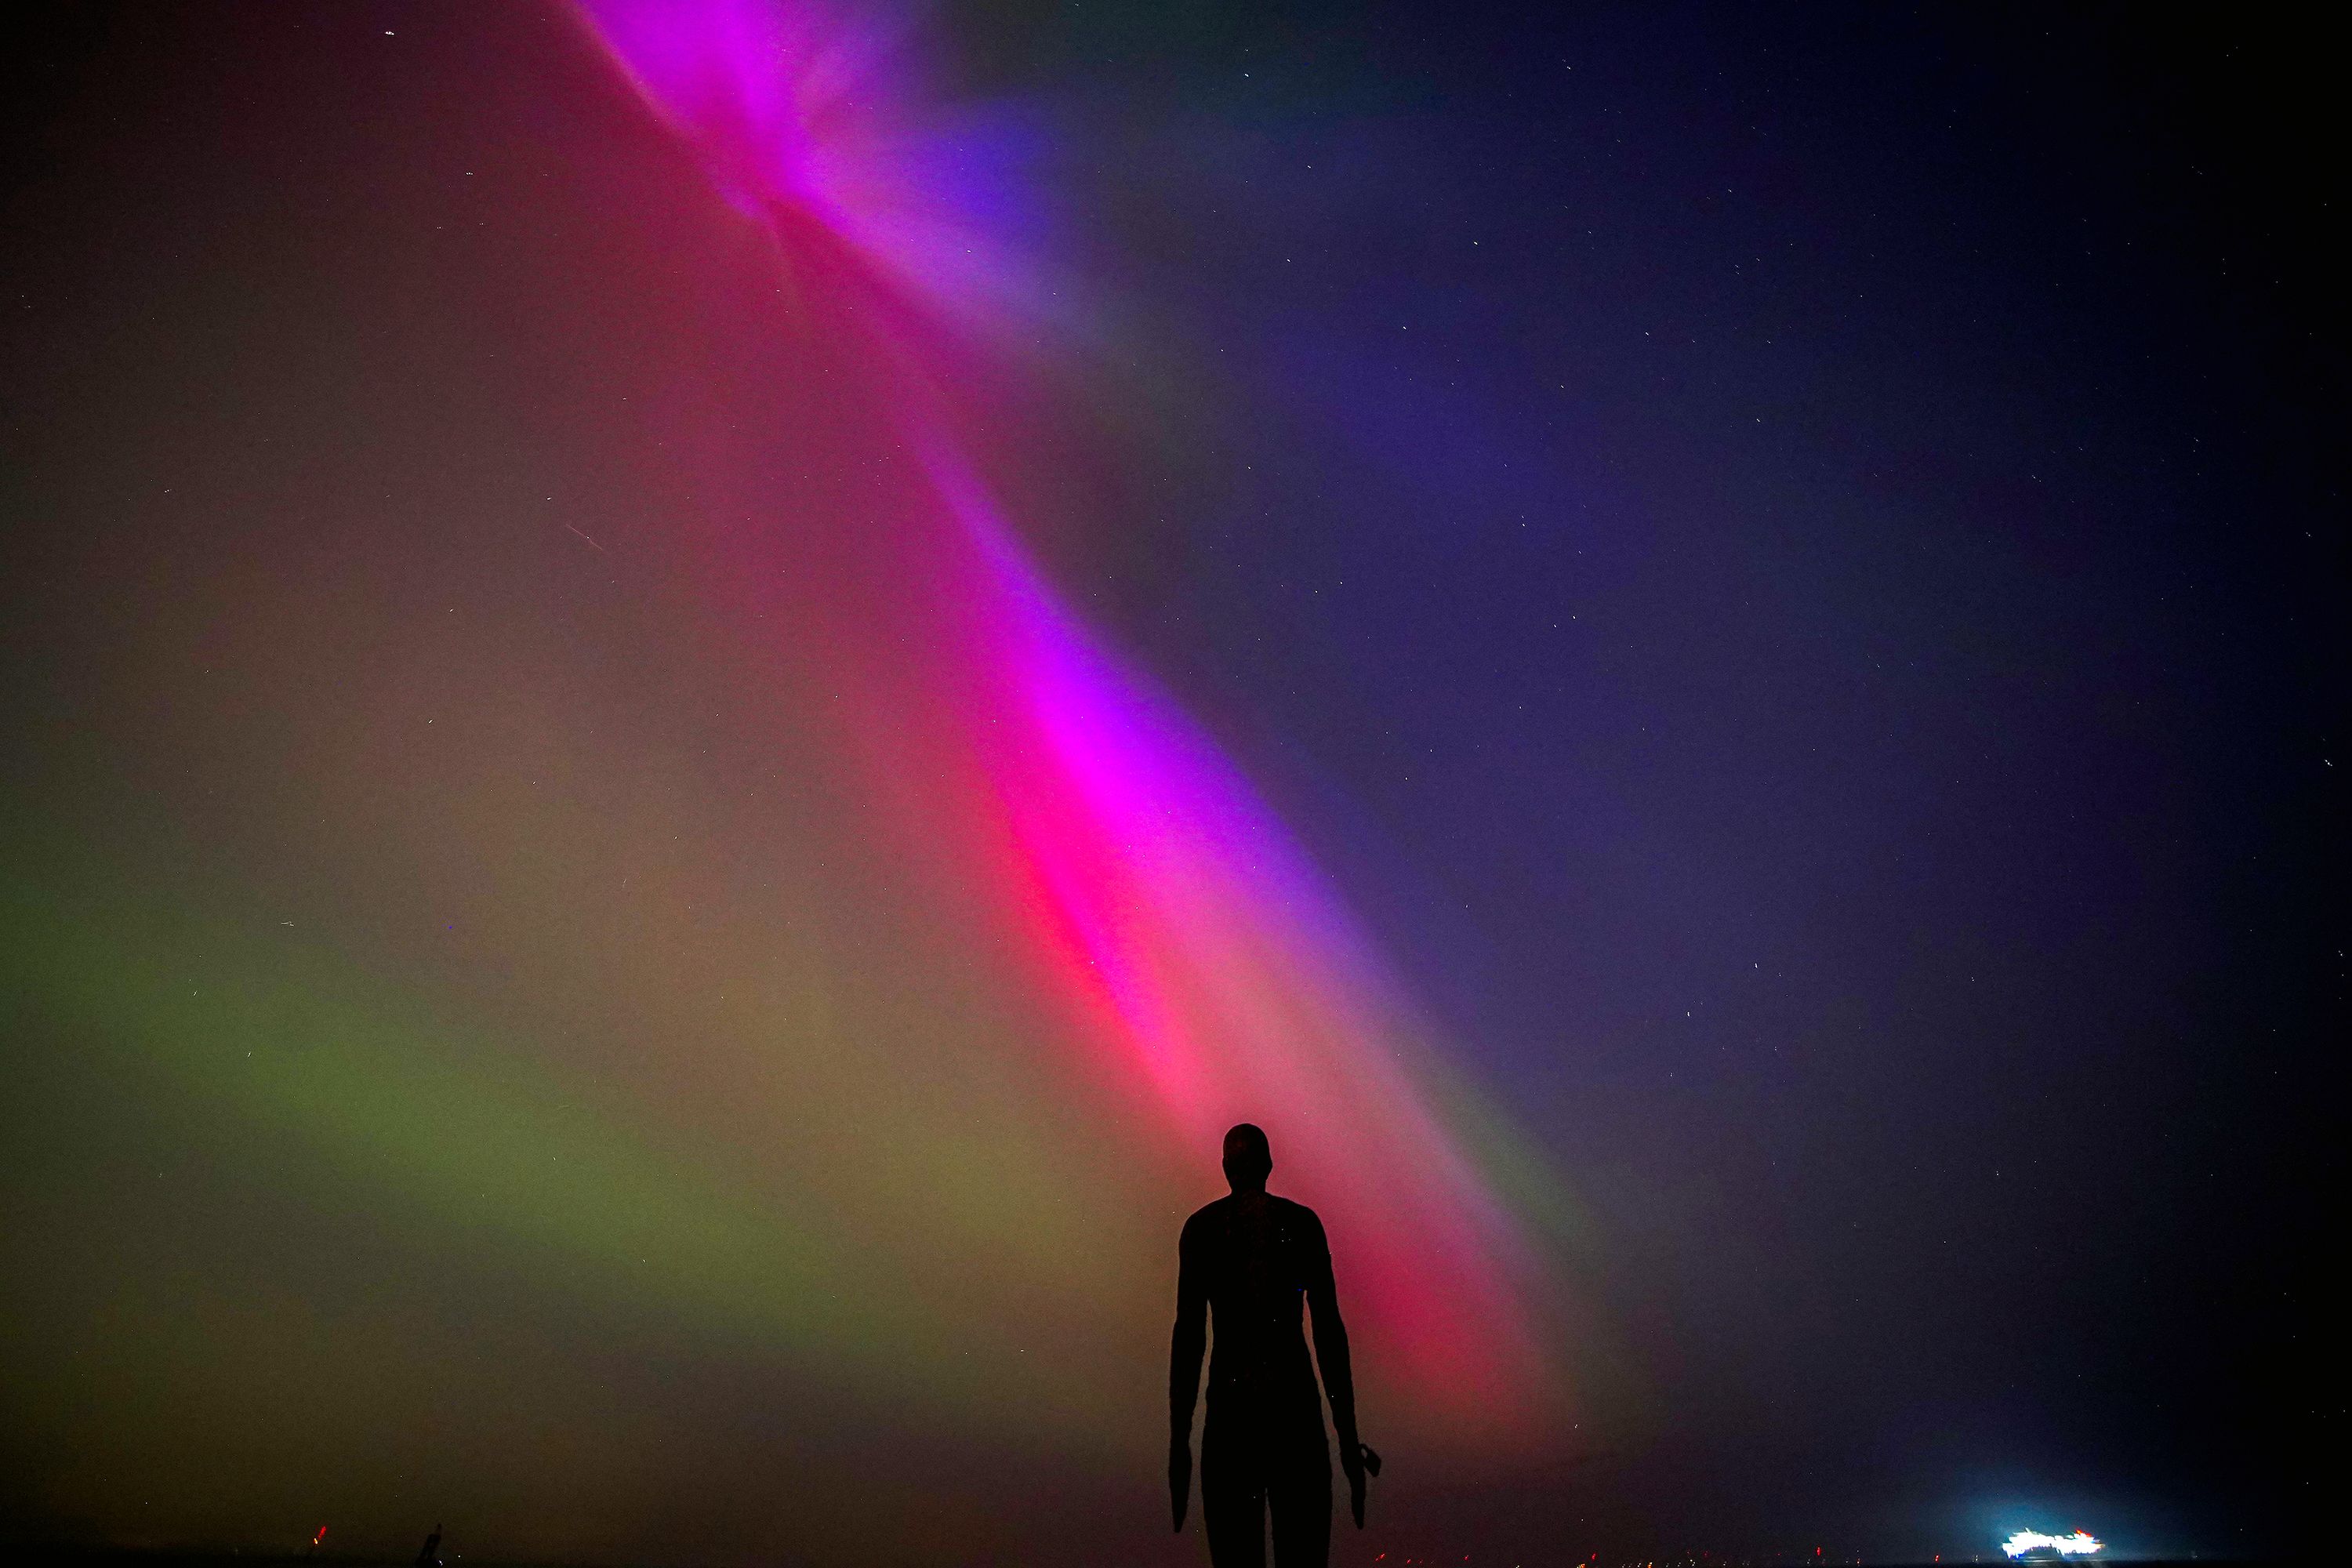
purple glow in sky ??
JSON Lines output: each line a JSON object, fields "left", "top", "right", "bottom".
{"left": 568, "top": 0, "right": 1585, "bottom": 1436}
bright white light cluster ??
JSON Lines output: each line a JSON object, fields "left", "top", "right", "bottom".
{"left": 2001, "top": 1530, "right": 2103, "bottom": 1558}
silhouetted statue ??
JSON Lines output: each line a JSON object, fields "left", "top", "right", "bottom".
{"left": 1170, "top": 1123, "right": 1381, "bottom": 1567}
{"left": 414, "top": 1524, "right": 442, "bottom": 1568}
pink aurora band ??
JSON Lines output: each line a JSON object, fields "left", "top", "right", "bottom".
{"left": 571, "top": 0, "right": 1570, "bottom": 1437}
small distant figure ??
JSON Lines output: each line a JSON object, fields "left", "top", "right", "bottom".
{"left": 1170, "top": 1123, "right": 1381, "bottom": 1568}
{"left": 414, "top": 1524, "right": 443, "bottom": 1568}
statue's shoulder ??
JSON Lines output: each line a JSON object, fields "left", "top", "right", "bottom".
{"left": 1270, "top": 1194, "right": 1326, "bottom": 1233}
{"left": 1180, "top": 1195, "right": 1232, "bottom": 1236}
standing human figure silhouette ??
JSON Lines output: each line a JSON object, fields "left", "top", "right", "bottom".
{"left": 1169, "top": 1123, "right": 1380, "bottom": 1567}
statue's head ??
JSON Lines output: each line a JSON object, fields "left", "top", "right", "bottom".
{"left": 1221, "top": 1123, "right": 1272, "bottom": 1193}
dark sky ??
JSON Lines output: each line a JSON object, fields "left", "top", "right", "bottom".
{"left": 1, "top": 3, "right": 2338, "bottom": 1565}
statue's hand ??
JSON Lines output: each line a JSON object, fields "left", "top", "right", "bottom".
{"left": 1169, "top": 1437, "right": 1192, "bottom": 1533}
{"left": 1342, "top": 1441, "right": 1381, "bottom": 1528}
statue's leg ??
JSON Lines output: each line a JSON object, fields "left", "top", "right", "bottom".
{"left": 1202, "top": 1420, "right": 1269, "bottom": 1568}
{"left": 1266, "top": 1414, "right": 1332, "bottom": 1568}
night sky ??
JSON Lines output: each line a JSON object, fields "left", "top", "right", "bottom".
{"left": 0, "top": 3, "right": 2337, "bottom": 1566}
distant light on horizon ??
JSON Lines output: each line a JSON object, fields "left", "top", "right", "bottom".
{"left": 2002, "top": 1530, "right": 2104, "bottom": 1558}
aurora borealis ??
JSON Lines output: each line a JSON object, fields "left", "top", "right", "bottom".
{"left": 571, "top": 0, "right": 1581, "bottom": 1435}
{"left": 1, "top": 3, "right": 1596, "bottom": 1557}
{"left": 0, "top": 2, "right": 2332, "bottom": 1563}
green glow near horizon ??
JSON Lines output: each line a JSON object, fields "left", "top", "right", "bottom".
{"left": 0, "top": 839, "right": 1122, "bottom": 1437}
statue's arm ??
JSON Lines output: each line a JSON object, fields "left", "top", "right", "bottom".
{"left": 1304, "top": 1208, "right": 1359, "bottom": 1450}
{"left": 1168, "top": 1217, "right": 1208, "bottom": 1531}
{"left": 1170, "top": 1218, "right": 1207, "bottom": 1442}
